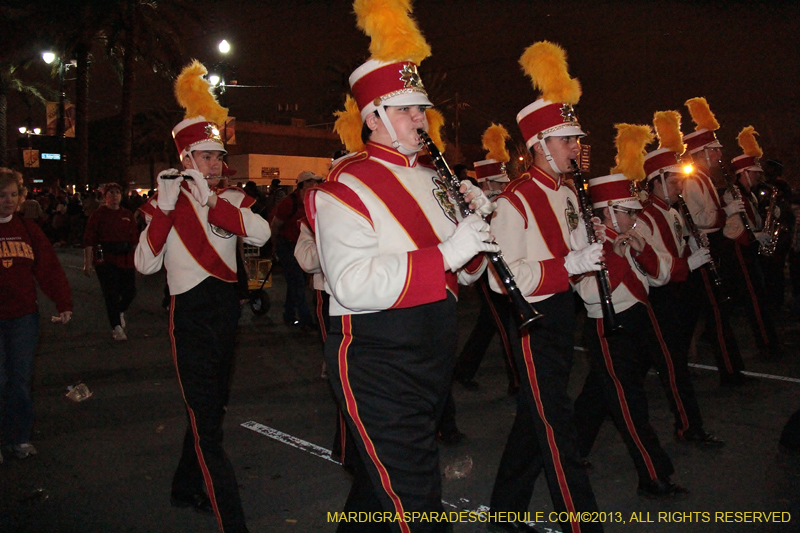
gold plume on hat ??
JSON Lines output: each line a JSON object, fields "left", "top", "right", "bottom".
{"left": 334, "top": 95, "right": 365, "bottom": 153}
{"left": 519, "top": 41, "right": 581, "bottom": 105}
{"left": 425, "top": 108, "right": 446, "bottom": 153}
{"left": 354, "top": 0, "right": 431, "bottom": 64}
{"left": 685, "top": 97, "right": 719, "bottom": 132}
{"left": 737, "top": 126, "right": 763, "bottom": 158}
{"left": 652, "top": 111, "right": 686, "bottom": 155}
{"left": 482, "top": 124, "right": 510, "bottom": 163}
{"left": 175, "top": 60, "right": 228, "bottom": 126}
{"left": 611, "top": 124, "right": 655, "bottom": 182}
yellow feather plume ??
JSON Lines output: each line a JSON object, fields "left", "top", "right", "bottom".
{"left": 737, "top": 126, "right": 763, "bottom": 158}
{"left": 481, "top": 123, "right": 510, "bottom": 163}
{"left": 333, "top": 95, "right": 365, "bottom": 153}
{"left": 519, "top": 41, "right": 581, "bottom": 105}
{"left": 652, "top": 111, "right": 686, "bottom": 155}
{"left": 174, "top": 60, "right": 228, "bottom": 126}
{"left": 425, "top": 108, "right": 446, "bottom": 153}
{"left": 685, "top": 97, "right": 719, "bottom": 132}
{"left": 354, "top": 0, "right": 431, "bottom": 64}
{"left": 611, "top": 124, "right": 655, "bottom": 182}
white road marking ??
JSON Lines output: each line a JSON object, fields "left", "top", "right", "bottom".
{"left": 241, "top": 421, "right": 560, "bottom": 532}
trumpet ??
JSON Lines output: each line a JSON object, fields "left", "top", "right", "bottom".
{"left": 417, "top": 129, "right": 543, "bottom": 329}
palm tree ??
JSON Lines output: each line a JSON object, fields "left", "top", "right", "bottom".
{"left": 0, "top": 62, "right": 49, "bottom": 168}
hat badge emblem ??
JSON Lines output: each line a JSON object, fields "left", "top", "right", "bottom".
{"left": 205, "top": 124, "right": 222, "bottom": 141}
{"left": 560, "top": 104, "right": 577, "bottom": 123}
{"left": 399, "top": 63, "right": 424, "bottom": 90}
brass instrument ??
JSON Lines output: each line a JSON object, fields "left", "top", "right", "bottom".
{"left": 675, "top": 194, "right": 729, "bottom": 302}
{"left": 571, "top": 159, "right": 622, "bottom": 335}
{"left": 759, "top": 185, "right": 782, "bottom": 257}
{"left": 417, "top": 129, "right": 543, "bottom": 329}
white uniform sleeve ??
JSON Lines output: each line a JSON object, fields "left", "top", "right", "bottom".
{"left": 295, "top": 221, "right": 321, "bottom": 274}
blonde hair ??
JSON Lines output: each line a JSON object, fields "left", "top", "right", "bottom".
{"left": 0, "top": 168, "right": 27, "bottom": 205}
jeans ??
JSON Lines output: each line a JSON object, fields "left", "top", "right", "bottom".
{"left": 95, "top": 263, "right": 136, "bottom": 328}
{"left": 275, "top": 237, "right": 314, "bottom": 327}
{"left": 0, "top": 313, "right": 39, "bottom": 446}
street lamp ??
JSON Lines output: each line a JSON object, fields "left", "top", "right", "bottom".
{"left": 218, "top": 39, "right": 231, "bottom": 54}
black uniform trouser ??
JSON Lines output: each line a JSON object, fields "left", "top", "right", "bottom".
{"left": 574, "top": 303, "right": 674, "bottom": 486}
{"left": 95, "top": 263, "right": 136, "bottom": 329}
{"left": 689, "top": 231, "right": 746, "bottom": 379}
{"left": 720, "top": 238, "right": 779, "bottom": 349}
{"left": 325, "top": 294, "right": 458, "bottom": 533}
{"left": 490, "top": 291, "right": 602, "bottom": 533}
{"left": 453, "top": 275, "right": 518, "bottom": 389}
{"left": 648, "top": 284, "right": 704, "bottom": 435}
{"left": 170, "top": 277, "right": 248, "bottom": 533}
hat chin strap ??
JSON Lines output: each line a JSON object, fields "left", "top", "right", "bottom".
{"left": 538, "top": 137, "right": 565, "bottom": 176}
{"left": 608, "top": 206, "right": 621, "bottom": 233}
{"left": 376, "top": 106, "right": 422, "bottom": 156}
{"left": 659, "top": 172, "right": 671, "bottom": 205}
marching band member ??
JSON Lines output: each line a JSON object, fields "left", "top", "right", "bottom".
{"left": 487, "top": 42, "right": 603, "bottom": 533}
{"left": 637, "top": 111, "right": 723, "bottom": 446}
{"left": 307, "top": 2, "right": 495, "bottom": 531}
{"left": 135, "top": 61, "right": 270, "bottom": 533}
{"left": 572, "top": 124, "right": 687, "bottom": 498}
{"left": 682, "top": 98, "right": 752, "bottom": 385}
{"left": 723, "top": 127, "right": 781, "bottom": 355}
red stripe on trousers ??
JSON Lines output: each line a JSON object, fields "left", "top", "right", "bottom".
{"left": 520, "top": 331, "right": 580, "bottom": 533}
{"left": 336, "top": 316, "right": 410, "bottom": 533}
{"left": 735, "top": 243, "right": 769, "bottom": 345}
{"left": 700, "top": 269, "right": 734, "bottom": 373}
{"left": 596, "top": 319, "right": 658, "bottom": 481}
{"left": 480, "top": 280, "right": 517, "bottom": 387}
{"left": 645, "top": 305, "right": 690, "bottom": 435}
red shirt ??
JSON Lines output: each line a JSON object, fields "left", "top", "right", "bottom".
{"left": 83, "top": 205, "right": 140, "bottom": 268}
{"left": 0, "top": 214, "right": 73, "bottom": 320}
{"left": 272, "top": 191, "right": 305, "bottom": 242}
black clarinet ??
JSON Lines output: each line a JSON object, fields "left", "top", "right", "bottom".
{"left": 417, "top": 129, "right": 543, "bottom": 329}
{"left": 675, "top": 195, "right": 730, "bottom": 302}
{"left": 720, "top": 161, "right": 757, "bottom": 244}
{"left": 570, "top": 159, "right": 622, "bottom": 335}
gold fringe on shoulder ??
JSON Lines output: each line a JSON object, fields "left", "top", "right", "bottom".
{"left": 611, "top": 124, "right": 655, "bottom": 182}
{"left": 174, "top": 60, "right": 228, "bottom": 126}
{"left": 482, "top": 124, "right": 510, "bottom": 162}
{"left": 737, "top": 126, "right": 763, "bottom": 158}
{"left": 354, "top": 0, "right": 431, "bottom": 64}
{"left": 653, "top": 111, "right": 686, "bottom": 155}
{"left": 685, "top": 97, "right": 719, "bottom": 132}
{"left": 333, "top": 95, "right": 365, "bottom": 153}
{"left": 519, "top": 41, "right": 581, "bottom": 105}
{"left": 425, "top": 108, "right": 446, "bottom": 153}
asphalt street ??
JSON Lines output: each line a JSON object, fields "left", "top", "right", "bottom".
{"left": 1, "top": 247, "right": 799, "bottom": 533}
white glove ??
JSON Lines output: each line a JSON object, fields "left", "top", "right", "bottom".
{"left": 688, "top": 236, "right": 700, "bottom": 253}
{"left": 184, "top": 169, "right": 211, "bottom": 206}
{"left": 460, "top": 180, "right": 496, "bottom": 217}
{"left": 438, "top": 213, "right": 500, "bottom": 271}
{"left": 590, "top": 216, "right": 607, "bottom": 243}
{"left": 157, "top": 170, "right": 183, "bottom": 211}
{"left": 687, "top": 248, "right": 711, "bottom": 271}
{"left": 754, "top": 231, "right": 771, "bottom": 245}
{"left": 723, "top": 199, "right": 745, "bottom": 217}
{"left": 564, "top": 242, "right": 603, "bottom": 276}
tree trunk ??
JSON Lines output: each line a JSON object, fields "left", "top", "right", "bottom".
{"left": 0, "top": 91, "right": 7, "bottom": 169}
{"left": 75, "top": 42, "right": 90, "bottom": 191}
{"left": 120, "top": 0, "right": 137, "bottom": 190}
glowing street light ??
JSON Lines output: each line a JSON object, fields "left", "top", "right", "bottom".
{"left": 42, "top": 51, "right": 56, "bottom": 64}
{"left": 208, "top": 74, "right": 221, "bottom": 86}
{"left": 218, "top": 39, "right": 231, "bottom": 54}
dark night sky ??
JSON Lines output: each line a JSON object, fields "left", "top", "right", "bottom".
{"left": 7, "top": 0, "right": 800, "bottom": 181}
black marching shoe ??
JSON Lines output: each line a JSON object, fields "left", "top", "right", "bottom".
{"left": 676, "top": 428, "right": 725, "bottom": 447}
{"left": 637, "top": 478, "right": 689, "bottom": 499}
{"left": 171, "top": 492, "right": 214, "bottom": 514}
{"left": 487, "top": 519, "right": 541, "bottom": 533}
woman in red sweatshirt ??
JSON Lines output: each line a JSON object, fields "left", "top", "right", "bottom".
{"left": 0, "top": 168, "right": 72, "bottom": 463}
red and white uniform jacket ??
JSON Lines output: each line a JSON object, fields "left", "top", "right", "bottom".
{"left": 135, "top": 182, "right": 271, "bottom": 295}
{"left": 721, "top": 187, "right": 761, "bottom": 244}
{"left": 682, "top": 167, "right": 726, "bottom": 235}
{"left": 573, "top": 226, "right": 665, "bottom": 319}
{"left": 307, "top": 142, "right": 486, "bottom": 316}
{"left": 295, "top": 218, "right": 324, "bottom": 291}
{"left": 488, "top": 166, "right": 583, "bottom": 303}
{"left": 637, "top": 196, "right": 690, "bottom": 286}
